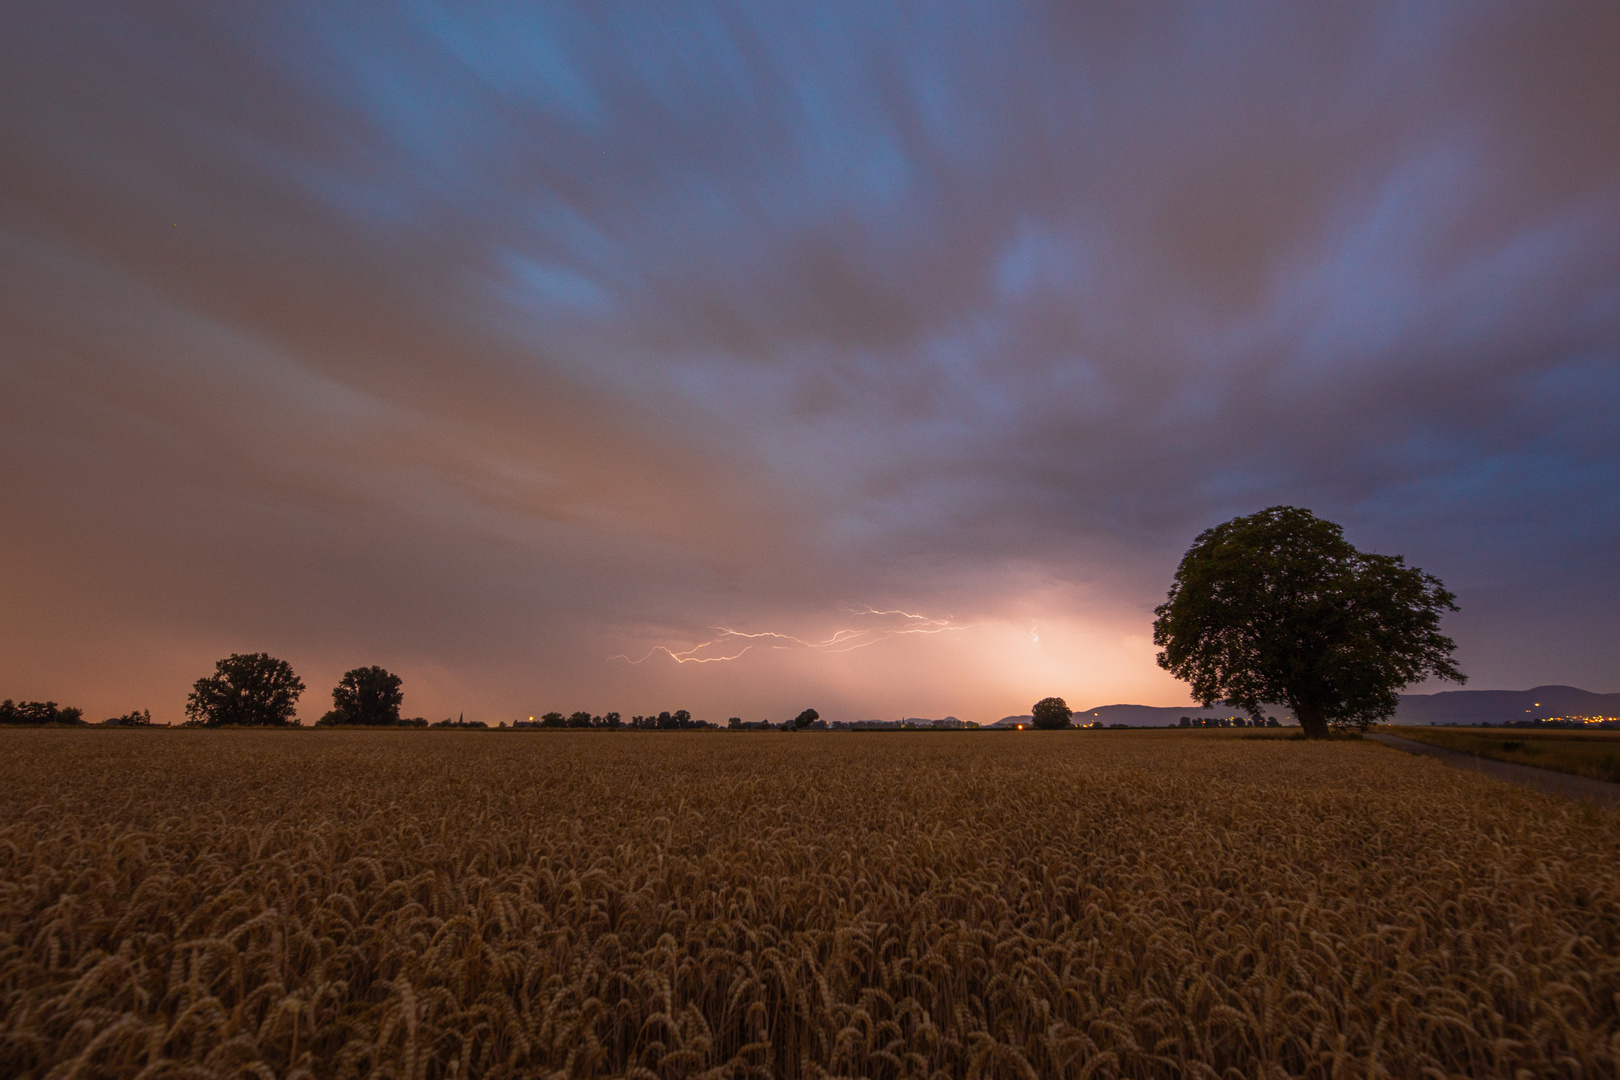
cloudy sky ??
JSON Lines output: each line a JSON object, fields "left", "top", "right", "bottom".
{"left": 2, "top": 2, "right": 1617, "bottom": 725}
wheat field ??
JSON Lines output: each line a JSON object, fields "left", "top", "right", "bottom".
{"left": 2, "top": 730, "right": 1617, "bottom": 1079}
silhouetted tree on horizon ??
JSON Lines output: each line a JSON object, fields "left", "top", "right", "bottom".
{"left": 1154, "top": 505, "right": 1464, "bottom": 738}
{"left": 1032, "top": 697, "right": 1072, "bottom": 729}
{"left": 329, "top": 666, "right": 404, "bottom": 726}
{"left": 186, "top": 653, "right": 304, "bottom": 727}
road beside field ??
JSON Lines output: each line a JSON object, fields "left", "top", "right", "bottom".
{"left": 1369, "top": 731, "right": 1620, "bottom": 807}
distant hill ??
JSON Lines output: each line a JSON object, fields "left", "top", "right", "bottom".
{"left": 1390, "top": 685, "right": 1620, "bottom": 726}
{"left": 994, "top": 686, "right": 1620, "bottom": 728}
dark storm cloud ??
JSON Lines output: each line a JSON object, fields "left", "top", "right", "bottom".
{"left": 1, "top": 2, "right": 1616, "bottom": 721}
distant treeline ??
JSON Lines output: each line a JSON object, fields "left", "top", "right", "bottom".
{"left": 511, "top": 708, "right": 827, "bottom": 731}
{"left": 1180, "top": 715, "right": 1282, "bottom": 728}
{"left": 513, "top": 711, "right": 716, "bottom": 730}
{"left": 10, "top": 652, "right": 1303, "bottom": 734}
{"left": 0, "top": 701, "right": 153, "bottom": 726}
{"left": 0, "top": 700, "right": 85, "bottom": 726}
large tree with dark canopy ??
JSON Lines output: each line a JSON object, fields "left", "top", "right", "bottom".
{"left": 1152, "top": 506, "right": 1464, "bottom": 739}
{"left": 186, "top": 653, "right": 305, "bottom": 726}
{"left": 1031, "top": 697, "right": 1072, "bottom": 729}
{"left": 331, "top": 665, "right": 405, "bottom": 726}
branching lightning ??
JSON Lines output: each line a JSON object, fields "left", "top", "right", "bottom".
{"left": 611, "top": 605, "right": 972, "bottom": 665}
{"left": 612, "top": 644, "right": 756, "bottom": 664}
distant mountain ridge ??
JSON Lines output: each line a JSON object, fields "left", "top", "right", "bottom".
{"left": 1389, "top": 685, "right": 1620, "bottom": 726}
{"left": 990, "top": 686, "right": 1619, "bottom": 728}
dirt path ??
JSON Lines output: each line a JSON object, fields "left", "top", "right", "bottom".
{"left": 1368, "top": 732, "right": 1620, "bottom": 807}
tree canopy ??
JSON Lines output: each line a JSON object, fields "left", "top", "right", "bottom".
{"left": 1152, "top": 506, "right": 1464, "bottom": 738}
{"left": 793, "top": 708, "right": 820, "bottom": 730}
{"left": 0, "top": 700, "right": 85, "bottom": 726}
{"left": 186, "top": 653, "right": 305, "bottom": 727}
{"left": 330, "top": 665, "right": 404, "bottom": 726}
{"left": 1031, "top": 697, "right": 1072, "bottom": 729}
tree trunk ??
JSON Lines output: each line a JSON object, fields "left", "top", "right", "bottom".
{"left": 1296, "top": 702, "right": 1330, "bottom": 740}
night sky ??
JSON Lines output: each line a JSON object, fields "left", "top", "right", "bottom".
{"left": 2, "top": 3, "right": 1617, "bottom": 725}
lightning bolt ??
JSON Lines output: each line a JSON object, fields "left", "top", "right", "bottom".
{"left": 612, "top": 606, "right": 973, "bottom": 664}
{"left": 611, "top": 644, "right": 755, "bottom": 664}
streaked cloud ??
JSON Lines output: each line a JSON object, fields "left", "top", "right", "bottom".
{"left": 1, "top": 1, "right": 1615, "bottom": 723}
